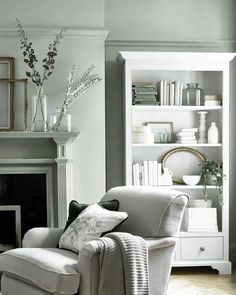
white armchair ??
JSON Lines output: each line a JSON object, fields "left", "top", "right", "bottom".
{"left": 0, "top": 186, "right": 188, "bottom": 295}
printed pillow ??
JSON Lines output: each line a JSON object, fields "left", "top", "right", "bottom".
{"left": 59, "top": 203, "right": 128, "bottom": 253}
{"left": 63, "top": 199, "right": 119, "bottom": 232}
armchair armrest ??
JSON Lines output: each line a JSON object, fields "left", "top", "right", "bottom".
{"left": 22, "top": 227, "right": 64, "bottom": 248}
{"left": 144, "top": 237, "right": 176, "bottom": 250}
{"left": 77, "top": 236, "right": 177, "bottom": 295}
{"left": 77, "top": 240, "right": 101, "bottom": 295}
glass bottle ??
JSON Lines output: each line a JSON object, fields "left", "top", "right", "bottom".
{"left": 182, "top": 83, "right": 204, "bottom": 106}
{"left": 31, "top": 86, "right": 48, "bottom": 132}
{"left": 50, "top": 107, "right": 72, "bottom": 132}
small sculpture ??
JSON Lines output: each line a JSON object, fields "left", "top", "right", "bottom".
{"left": 198, "top": 111, "right": 208, "bottom": 143}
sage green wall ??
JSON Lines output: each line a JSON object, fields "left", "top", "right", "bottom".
{"left": 105, "top": 0, "right": 234, "bottom": 41}
{"left": 105, "top": 0, "right": 236, "bottom": 263}
{"left": 0, "top": 0, "right": 106, "bottom": 206}
{"left": 0, "top": 0, "right": 104, "bottom": 28}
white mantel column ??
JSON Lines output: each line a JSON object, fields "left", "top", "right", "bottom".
{"left": 53, "top": 136, "right": 77, "bottom": 228}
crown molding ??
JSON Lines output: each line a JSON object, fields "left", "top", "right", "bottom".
{"left": 0, "top": 27, "right": 108, "bottom": 39}
{"left": 106, "top": 39, "right": 236, "bottom": 51}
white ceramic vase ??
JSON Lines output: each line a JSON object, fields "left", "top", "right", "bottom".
{"left": 208, "top": 122, "right": 219, "bottom": 144}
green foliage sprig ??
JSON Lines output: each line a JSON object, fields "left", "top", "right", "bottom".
{"left": 200, "top": 160, "right": 224, "bottom": 205}
{"left": 16, "top": 18, "right": 66, "bottom": 87}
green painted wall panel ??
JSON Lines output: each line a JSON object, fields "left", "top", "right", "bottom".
{"left": 0, "top": 0, "right": 104, "bottom": 28}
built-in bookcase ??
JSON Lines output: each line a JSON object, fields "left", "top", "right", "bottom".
{"left": 117, "top": 51, "right": 235, "bottom": 274}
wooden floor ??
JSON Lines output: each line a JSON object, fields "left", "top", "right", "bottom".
{"left": 167, "top": 267, "right": 236, "bottom": 295}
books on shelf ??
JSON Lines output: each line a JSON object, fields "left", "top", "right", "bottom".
{"left": 132, "top": 161, "right": 162, "bottom": 186}
{"left": 132, "top": 126, "right": 154, "bottom": 144}
{"left": 183, "top": 208, "right": 218, "bottom": 232}
{"left": 175, "top": 128, "right": 198, "bottom": 144}
{"left": 157, "top": 80, "right": 184, "bottom": 106}
{"left": 132, "top": 82, "right": 158, "bottom": 105}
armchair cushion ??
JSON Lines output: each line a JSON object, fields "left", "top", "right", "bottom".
{"left": 64, "top": 199, "right": 119, "bottom": 231}
{"left": 0, "top": 248, "right": 80, "bottom": 295}
{"left": 59, "top": 203, "right": 128, "bottom": 253}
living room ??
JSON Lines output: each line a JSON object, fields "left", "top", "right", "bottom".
{"left": 0, "top": 0, "right": 235, "bottom": 294}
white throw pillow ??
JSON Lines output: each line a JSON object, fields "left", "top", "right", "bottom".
{"left": 59, "top": 203, "right": 128, "bottom": 253}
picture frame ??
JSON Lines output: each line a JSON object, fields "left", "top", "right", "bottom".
{"left": 146, "top": 122, "right": 173, "bottom": 143}
{"left": 0, "top": 57, "right": 14, "bottom": 130}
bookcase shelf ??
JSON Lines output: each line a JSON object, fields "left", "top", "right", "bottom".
{"left": 132, "top": 143, "right": 222, "bottom": 147}
{"left": 118, "top": 51, "right": 235, "bottom": 274}
{"left": 132, "top": 105, "right": 222, "bottom": 111}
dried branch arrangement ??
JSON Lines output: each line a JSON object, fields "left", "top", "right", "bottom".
{"left": 51, "top": 65, "right": 102, "bottom": 131}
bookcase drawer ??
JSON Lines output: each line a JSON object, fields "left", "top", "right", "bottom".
{"left": 180, "top": 237, "right": 223, "bottom": 260}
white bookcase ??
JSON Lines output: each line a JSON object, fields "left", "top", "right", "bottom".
{"left": 117, "top": 51, "right": 236, "bottom": 274}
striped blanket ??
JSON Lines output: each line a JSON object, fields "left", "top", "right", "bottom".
{"left": 98, "top": 232, "right": 150, "bottom": 295}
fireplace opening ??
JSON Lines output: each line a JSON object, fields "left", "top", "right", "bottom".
{"left": 0, "top": 174, "right": 47, "bottom": 246}
{"left": 0, "top": 206, "right": 21, "bottom": 252}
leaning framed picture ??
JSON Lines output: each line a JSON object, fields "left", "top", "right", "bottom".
{"left": 0, "top": 57, "right": 14, "bottom": 130}
{"left": 146, "top": 122, "right": 173, "bottom": 143}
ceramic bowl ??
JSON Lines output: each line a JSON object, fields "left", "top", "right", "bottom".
{"left": 182, "top": 175, "right": 201, "bottom": 185}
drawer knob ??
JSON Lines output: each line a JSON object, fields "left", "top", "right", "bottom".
{"left": 200, "top": 246, "right": 205, "bottom": 252}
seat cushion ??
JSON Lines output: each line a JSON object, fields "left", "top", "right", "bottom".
{"left": 0, "top": 248, "right": 80, "bottom": 295}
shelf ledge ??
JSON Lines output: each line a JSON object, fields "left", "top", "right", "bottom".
{"left": 132, "top": 143, "right": 222, "bottom": 147}
{"left": 132, "top": 105, "right": 222, "bottom": 111}
{"left": 0, "top": 131, "right": 79, "bottom": 143}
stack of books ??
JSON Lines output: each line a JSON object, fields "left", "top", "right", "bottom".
{"left": 176, "top": 128, "right": 198, "bottom": 144}
{"left": 204, "top": 95, "right": 222, "bottom": 106}
{"left": 184, "top": 208, "right": 218, "bottom": 232}
{"left": 157, "top": 80, "right": 183, "bottom": 106}
{"left": 132, "top": 160, "right": 162, "bottom": 186}
{"left": 132, "top": 126, "right": 154, "bottom": 144}
{"left": 132, "top": 83, "right": 158, "bottom": 105}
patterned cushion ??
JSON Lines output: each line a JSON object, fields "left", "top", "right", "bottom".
{"left": 64, "top": 199, "right": 119, "bottom": 231}
{"left": 59, "top": 203, "right": 128, "bottom": 253}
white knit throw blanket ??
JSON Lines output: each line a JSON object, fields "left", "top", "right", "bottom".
{"left": 98, "top": 232, "right": 150, "bottom": 295}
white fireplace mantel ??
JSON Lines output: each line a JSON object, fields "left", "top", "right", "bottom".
{"left": 0, "top": 131, "right": 79, "bottom": 227}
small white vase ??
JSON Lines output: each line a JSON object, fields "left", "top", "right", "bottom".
{"left": 208, "top": 122, "right": 219, "bottom": 144}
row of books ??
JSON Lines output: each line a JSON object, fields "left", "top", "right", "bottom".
{"left": 157, "top": 80, "right": 183, "bottom": 106}
{"left": 132, "top": 161, "right": 162, "bottom": 186}
{"left": 132, "top": 83, "right": 158, "bottom": 105}
{"left": 132, "top": 81, "right": 184, "bottom": 106}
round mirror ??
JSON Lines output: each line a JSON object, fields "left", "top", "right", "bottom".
{"left": 161, "top": 147, "right": 206, "bottom": 184}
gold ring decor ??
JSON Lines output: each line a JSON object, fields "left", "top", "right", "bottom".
{"left": 161, "top": 147, "right": 206, "bottom": 184}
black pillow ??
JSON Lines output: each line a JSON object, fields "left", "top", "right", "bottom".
{"left": 63, "top": 199, "right": 119, "bottom": 232}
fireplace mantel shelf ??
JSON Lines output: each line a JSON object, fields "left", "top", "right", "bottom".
{"left": 0, "top": 131, "right": 79, "bottom": 142}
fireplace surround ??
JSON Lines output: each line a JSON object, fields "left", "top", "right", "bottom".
{"left": 0, "top": 131, "right": 79, "bottom": 245}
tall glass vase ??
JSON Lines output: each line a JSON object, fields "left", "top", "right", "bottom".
{"left": 31, "top": 86, "right": 48, "bottom": 132}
